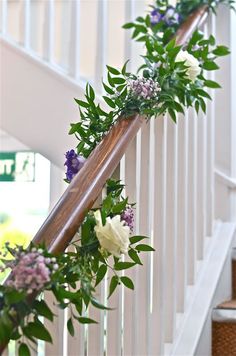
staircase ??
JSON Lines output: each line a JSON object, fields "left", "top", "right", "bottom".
{"left": 1, "top": 1, "right": 236, "bottom": 355}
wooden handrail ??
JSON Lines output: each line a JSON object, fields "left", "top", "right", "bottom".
{"left": 0, "top": 5, "right": 208, "bottom": 353}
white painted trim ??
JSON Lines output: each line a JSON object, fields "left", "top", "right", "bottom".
{"left": 215, "top": 169, "right": 236, "bottom": 189}
{"left": 212, "top": 308, "right": 236, "bottom": 322}
{"left": 168, "top": 221, "right": 236, "bottom": 356}
{"left": 0, "top": 36, "right": 102, "bottom": 103}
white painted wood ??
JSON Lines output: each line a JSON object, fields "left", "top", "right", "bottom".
{"left": 95, "top": 0, "right": 108, "bottom": 92}
{"left": 230, "top": 9, "right": 236, "bottom": 221}
{"left": 172, "top": 222, "right": 236, "bottom": 356}
{"left": 22, "top": 0, "right": 30, "bottom": 49}
{"left": 149, "top": 117, "right": 167, "bottom": 355}
{"left": 205, "top": 14, "right": 216, "bottom": 237}
{"left": 133, "top": 122, "right": 150, "bottom": 356}
{"left": 0, "top": 38, "right": 84, "bottom": 169}
{"left": 176, "top": 115, "right": 188, "bottom": 313}
{"left": 164, "top": 118, "right": 178, "bottom": 343}
{"left": 69, "top": 0, "right": 80, "bottom": 79}
{"left": 107, "top": 0, "right": 126, "bottom": 68}
{"left": 44, "top": 292, "right": 64, "bottom": 356}
{"left": 122, "top": 138, "right": 138, "bottom": 356}
{"left": 196, "top": 112, "right": 205, "bottom": 260}
{"left": 187, "top": 109, "right": 197, "bottom": 284}
{"left": 43, "top": 0, "right": 54, "bottom": 63}
{"left": 1, "top": 0, "right": 7, "bottom": 35}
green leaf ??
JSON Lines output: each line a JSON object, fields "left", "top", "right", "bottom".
{"left": 23, "top": 321, "right": 52, "bottom": 343}
{"left": 112, "top": 77, "right": 126, "bottom": 85}
{"left": 114, "top": 262, "right": 136, "bottom": 270}
{"left": 33, "top": 300, "right": 54, "bottom": 321}
{"left": 120, "top": 276, "right": 134, "bottom": 290}
{"left": 201, "top": 61, "right": 219, "bottom": 71}
{"left": 166, "top": 39, "right": 176, "bottom": 52}
{"left": 107, "top": 65, "right": 120, "bottom": 75}
{"left": 91, "top": 298, "right": 112, "bottom": 310}
{"left": 128, "top": 249, "right": 143, "bottom": 265}
{"left": 108, "top": 275, "right": 119, "bottom": 298}
{"left": 103, "top": 96, "right": 116, "bottom": 109}
{"left": 74, "top": 98, "right": 90, "bottom": 108}
{"left": 67, "top": 318, "right": 74, "bottom": 337}
{"left": 103, "top": 82, "right": 114, "bottom": 95}
{"left": 168, "top": 108, "right": 177, "bottom": 123}
{"left": 204, "top": 80, "right": 221, "bottom": 89}
{"left": 112, "top": 198, "right": 128, "bottom": 214}
{"left": 19, "top": 343, "right": 30, "bottom": 356}
{"left": 212, "top": 45, "right": 230, "bottom": 56}
{"left": 89, "top": 85, "right": 95, "bottom": 101}
{"left": 5, "top": 290, "right": 25, "bottom": 304}
{"left": 95, "top": 264, "right": 107, "bottom": 286}
{"left": 129, "top": 235, "right": 147, "bottom": 244}
{"left": 77, "top": 317, "right": 98, "bottom": 324}
{"left": 121, "top": 60, "right": 130, "bottom": 75}
{"left": 122, "top": 22, "right": 135, "bottom": 29}
{"left": 197, "top": 89, "right": 211, "bottom": 100}
{"left": 108, "top": 72, "right": 115, "bottom": 87}
{"left": 135, "top": 244, "right": 155, "bottom": 252}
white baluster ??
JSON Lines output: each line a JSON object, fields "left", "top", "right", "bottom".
{"left": 164, "top": 117, "right": 178, "bottom": 343}
{"left": 187, "top": 109, "right": 197, "bottom": 284}
{"left": 176, "top": 114, "right": 188, "bottom": 312}
{"left": 69, "top": 0, "right": 80, "bottom": 80}
{"left": 95, "top": 0, "right": 108, "bottom": 92}
{"left": 43, "top": 0, "right": 54, "bottom": 63}
{"left": 23, "top": 0, "right": 30, "bottom": 49}
{"left": 1, "top": 0, "right": 7, "bottom": 35}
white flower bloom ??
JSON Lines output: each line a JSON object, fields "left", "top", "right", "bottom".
{"left": 168, "top": 0, "right": 178, "bottom": 7}
{"left": 94, "top": 210, "right": 130, "bottom": 258}
{"left": 176, "top": 50, "right": 201, "bottom": 81}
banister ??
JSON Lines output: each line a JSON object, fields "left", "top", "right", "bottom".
{"left": 33, "top": 5, "right": 209, "bottom": 254}
{"left": 0, "top": 4, "right": 209, "bottom": 353}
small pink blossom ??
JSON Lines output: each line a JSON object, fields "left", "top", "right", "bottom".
{"left": 6, "top": 250, "right": 51, "bottom": 292}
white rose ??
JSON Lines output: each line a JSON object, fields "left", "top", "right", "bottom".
{"left": 94, "top": 210, "right": 130, "bottom": 258}
{"left": 168, "top": 0, "right": 178, "bottom": 7}
{"left": 176, "top": 50, "right": 201, "bottom": 81}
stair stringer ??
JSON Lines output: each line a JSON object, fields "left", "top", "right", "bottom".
{"left": 0, "top": 38, "right": 87, "bottom": 168}
{"left": 170, "top": 222, "right": 236, "bottom": 356}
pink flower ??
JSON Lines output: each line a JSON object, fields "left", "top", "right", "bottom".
{"left": 6, "top": 250, "right": 51, "bottom": 293}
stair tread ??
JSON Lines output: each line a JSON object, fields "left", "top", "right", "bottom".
{"left": 218, "top": 300, "right": 236, "bottom": 309}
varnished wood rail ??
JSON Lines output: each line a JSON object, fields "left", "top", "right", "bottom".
{"left": 0, "top": 5, "right": 208, "bottom": 353}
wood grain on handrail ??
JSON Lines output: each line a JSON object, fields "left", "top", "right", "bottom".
{"left": 0, "top": 4, "right": 209, "bottom": 353}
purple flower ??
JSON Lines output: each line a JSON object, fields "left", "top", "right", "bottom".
{"left": 6, "top": 250, "right": 51, "bottom": 293}
{"left": 129, "top": 77, "right": 161, "bottom": 100}
{"left": 150, "top": 9, "right": 163, "bottom": 25}
{"left": 64, "top": 149, "right": 86, "bottom": 182}
{"left": 121, "top": 207, "right": 135, "bottom": 232}
{"left": 164, "top": 6, "right": 180, "bottom": 25}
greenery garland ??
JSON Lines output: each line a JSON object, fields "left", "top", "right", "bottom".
{"left": 0, "top": 0, "right": 234, "bottom": 354}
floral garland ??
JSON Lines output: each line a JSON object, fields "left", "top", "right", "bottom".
{"left": 0, "top": 180, "right": 153, "bottom": 354}
{"left": 0, "top": 0, "right": 234, "bottom": 354}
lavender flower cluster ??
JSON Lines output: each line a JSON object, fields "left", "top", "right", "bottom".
{"left": 150, "top": 7, "right": 180, "bottom": 26}
{"left": 121, "top": 206, "right": 135, "bottom": 232}
{"left": 64, "top": 149, "right": 86, "bottom": 182}
{"left": 2, "top": 247, "right": 58, "bottom": 294}
{"left": 129, "top": 77, "right": 161, "bottom": 100}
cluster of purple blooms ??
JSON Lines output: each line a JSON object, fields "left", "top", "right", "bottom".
{"left": 129, "top": 77, "right": 161, "bottom": 101}
{"left": 4, "top": 247, "right": 58, "bottom": 294}
{"left": 150, "top": 6, "right": 180, "bottom": 26}
{"left": 121, "top": 206, "right": 135, "bottom": 232}
{"left": 64, "top": 149, "right": 86, "bottom": 182}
